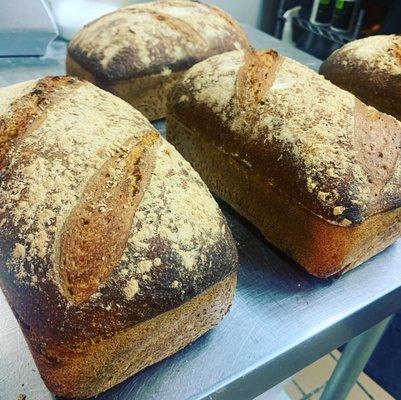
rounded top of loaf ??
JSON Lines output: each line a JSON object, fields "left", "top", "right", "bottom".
{"left": 319, "top": 35, "right": 401, "bottom": 120}
{"left": 0, "top": 76, "right": 237, "bottom": 344}
{"left": 322, "top": 35, "right": 401, "bottom": 75}
{"left": 67, "top": 0, "right": 249, "bottom": 81}
{"left": 168, "top": 49, "right": 401, "bottom": 226}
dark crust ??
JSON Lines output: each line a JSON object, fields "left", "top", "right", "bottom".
{"left": 0, "top": 209, "right": 237, "bottom": 346}
{"left": 167, "top": 102, "right": 357, "bottom": 224}
{"left": 24, "top": 272, "right": 237, "bottom": 399}
{"left": 319, "top": 37, "right": 401, "bottom": 120}
{"left": 0, "top": 76, "right": 80, "bottom": 170}
{"left": 0, "top": 77, "right": 238, "bottom": 354}
{"left": 166, "top": 114, "right": 401, "bottom": 277}
{"left": 167, "top": 50, "right": 401, "bottom": 225}
{"left": 67, "top": 0, "right": 249, "bottom": 82}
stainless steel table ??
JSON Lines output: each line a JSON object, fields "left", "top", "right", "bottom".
{"left": 1, "top": 26, "right": 400, "bottom": 400}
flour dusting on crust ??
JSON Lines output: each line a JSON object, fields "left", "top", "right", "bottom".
{"left": 331, "top": 35, "right": 401, "bottom": 75}
{"left": 68, "top": 0, "right": 249, "bottom": 81}
{"left": 171, "top": 49, "right": 401, "bottom": 225}
{"left": 0, "top": 79, "right": 153, "bottom": 286}
{"left": 0, "top": 76, "right": 237, "bottom": 339}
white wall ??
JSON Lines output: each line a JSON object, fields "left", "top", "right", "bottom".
{"left": 205, "top": 0, "right": 265, "bottom": 29}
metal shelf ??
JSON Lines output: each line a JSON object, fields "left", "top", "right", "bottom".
{"left": 292, "top": 11, "right": 365, "bottom": 45}
{"left": 293, "top": 17, "right": 352, "bottom": 45}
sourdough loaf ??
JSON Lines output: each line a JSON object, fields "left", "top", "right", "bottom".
{"left": 320, "top": 35, "right": 401, "bottom": 121}
{"left": 166, "top": 49, "right": 401, "bottom": 278}
{"left": 0, "top": 76, "right": 238, "bottom": 398}
{"left": 66, "top": 0, "right": 249, "bottom": 121}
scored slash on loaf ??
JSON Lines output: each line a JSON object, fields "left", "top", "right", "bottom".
{"left": 0, "top": 76, "right": 238, "bottom": 398}
{"left": 166, "top": 48, "right": 401, "bottom": 278}
{"left": 66, "top": 0, "right": 249, "bottom": 121}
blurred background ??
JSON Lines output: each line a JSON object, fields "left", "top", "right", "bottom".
{"left": 2, "top": 0, "right": 401, "bottom": 58}
{"left": 0, "top": 0, "right": 401, "bottom": 59}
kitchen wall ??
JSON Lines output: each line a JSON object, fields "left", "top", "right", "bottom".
{"left": 206, "top": 0, "right": 265, "bottom": 29}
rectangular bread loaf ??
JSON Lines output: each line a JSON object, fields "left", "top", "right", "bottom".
{"left": 166, "top": 49, "right": 401, "bottom": 278}
{"left": 0, "top": 77, "right": 238, "bottom": 398}
{"left": 66, "top": 0, "right": 249, "bottom": 121}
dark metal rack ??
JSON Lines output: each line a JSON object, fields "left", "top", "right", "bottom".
{"left": 275, "top": 0, "right": 365, "bottom": 45}
{"left": 292, "top": 10, "right": 365, "bottom": 45}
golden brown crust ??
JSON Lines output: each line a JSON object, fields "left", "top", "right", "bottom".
{"left": 167, "top": 49, "right": 401, "bottom": 226}
{"left": 66, "top": 54, "right": 183, "bottom": 121}
{"left": 235, "top": 49, "right": 283, "bottom": 125}
{"left": 23, "top": 272, "right": 237, "bottom": 399}
{"left": 0, "top": 77, "right": 238, "bottom": 396}
{"left": 0, "top": 76, "right": 80, "bottom": 169}
{"left": 166, "top": 115, "right": 401, "bottom": 277}
{"left": 59, "top": 132, "right": 160, "bottom": 304}
{"left": 354, "top": 99, "right": 401, "bottom": 214}
{"left": 320, "top": 35, "right": 401, "bottom": 121}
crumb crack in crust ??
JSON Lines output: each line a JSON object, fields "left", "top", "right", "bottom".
{"left": 168, "top": 49, "right": 401, "bottom": 226}
{"left": 67, "top": 0, "right": 249, "bottom": 82}
{"left": 0, "top": 77, "right": 78, "bottom": 170}
{"left": 0, "top": 77, "right": 237, "bottom": 345}
{"left": 59, "top": 132, "right": 160, "bottom": 304}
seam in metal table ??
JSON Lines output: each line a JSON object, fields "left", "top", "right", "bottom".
{"left": 0, "top": 25, "right": 400, "bottom": 400}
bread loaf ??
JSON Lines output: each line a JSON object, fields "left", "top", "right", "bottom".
{"left": 66, "top": 0, "right": 249, "bottom": 121}
{"left": 320, "top": 35, "right": 401, "bottom": 121}
{"left": 0, "top": 76, "right": 238, "bottom": 398}
{"left": 166, "top": 49, "right": 401, "bottom": 278}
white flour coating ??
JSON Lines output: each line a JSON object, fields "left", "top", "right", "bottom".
{"left": 124, "top": 277, "right": 139, "bottom": 299}
{"left": 121, "top": 140, "right": 224, "bottom": 299}
{"left": 0, "top": 80, "right": 153, "bottom": 287}
{"left": 256, "top": 56, "right": 371, "bottom": 218}
{"left": 0, "top": 80, "right": 37, "bottom": 115}
{"left": 333, "top": 35, "right": 401, "bottom": 75}
{"left": 0, "top": 77, "right": 226, "bottom": 299}
{"left": 69, "top": 0, "right": 247, "bottom": 75}
{"left": 182, "top": 50, "right": 242, "bottom": 118}
{"left": 176, "top": 50, "right": 391, "bottom": 225}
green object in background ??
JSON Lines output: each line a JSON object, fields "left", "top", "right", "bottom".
{"left": 315, "top": 0, "right": 335, "bottom": 24}
{"left": 332, "top": 0, "right": 358, "bottom": 31}
{"left": 335, "top": 0, "right": 345, "bottom": 10}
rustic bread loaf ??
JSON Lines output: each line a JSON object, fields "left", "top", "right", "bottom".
{"left": 0, "top": 76, "right": 238, "bottom": 398}
{"left": 66, "top": 0, "right": 249, "bottom": 121}
{"left": 166, "top": 49, "right": 401, "bottom": 278}
{"left": 320, "top": 35, "right": 401, "bottom": 121}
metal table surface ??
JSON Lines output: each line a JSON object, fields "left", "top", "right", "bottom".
{"left": 1, "top": 26, "right": 400, "bottom": 400}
